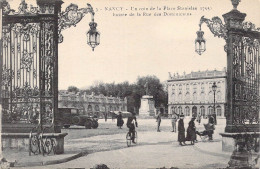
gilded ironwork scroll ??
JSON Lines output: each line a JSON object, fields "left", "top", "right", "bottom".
{"left": 58, "top": 3, "right": 95, "bottom": 43}
{"left": 232, "top": 35, "right": 260, "bottom": 125}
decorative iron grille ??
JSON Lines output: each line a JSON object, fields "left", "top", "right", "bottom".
{"left": 1, "top": 0, "right": 60, "bottom": 126}
{"left": 231, "top": 35, "right": 260, "bottom": 125}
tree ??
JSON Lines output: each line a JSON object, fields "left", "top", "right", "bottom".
{"left": 135, "top": 75, "right": 167, "bottom": 108}
{"left": 67, "top": 86, "right": 79, "bottom": 94}
{"left": 80, "top": 75, "right": 168, "bottom": 114}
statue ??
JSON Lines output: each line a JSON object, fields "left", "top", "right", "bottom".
{"left": 168, "top": 72, "right": 172, "bottom": 79}
{"left": 139, "top": 81, "right": 155, "bottom": 117}
{"left": 144, "top": 81, "right": 149, "bottom": 95}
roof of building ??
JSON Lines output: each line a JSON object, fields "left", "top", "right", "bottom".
{"left": 168, "top": 68, "right": 226, "bottom": 82}
{"left": 58, "top": 91, "right": 127, "bottom": 103}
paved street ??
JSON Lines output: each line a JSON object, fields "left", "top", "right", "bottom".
{"left": 15, "top": 117, "right": 233, "bottom": 169}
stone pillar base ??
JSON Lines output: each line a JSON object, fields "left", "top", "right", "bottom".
{"left": 221, "top": 135, "right": 236, "bottom": 152}
{"left": 1, "top": 133, "right": 67, "bottom": 154}
{"left": 220, "top": 132, "right": 260, "bottom": 168}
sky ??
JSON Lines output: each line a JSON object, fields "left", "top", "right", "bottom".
{"left": 6, "top": 0, "right": 260, "bottom": 90}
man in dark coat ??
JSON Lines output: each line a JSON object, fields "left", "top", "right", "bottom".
{"left": 178, "top": 114, "right": 186, "bottom": 146}
{"left": 207, "top": 115, "right": 215, "bottom": 140}
{"left": 186, "top": 117, "right": 196, "bottom": 145}
{"left": 208, "top": 115, "right": 215, "bottom": 124}
{"left": 116, "top": 112, "right": 123, "bottom": 129}
{"left": 156, "top": 112, "right": 162, "bottom": 132}
{"left": 127, "top": 113, "right": 138, "bottom": 143}
{"left": 104, "top": 112, "right": 107, "bottom": 122}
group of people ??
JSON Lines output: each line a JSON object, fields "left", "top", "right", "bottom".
{"left": 114, "top": 112, "right": 138, "bottom": 143}
{"left": 110, "top": 111, "right": 216, "bottom": 146}
{"left": 177, "top": 114, "right": 216, "bottom": 146}
{"left": 177, "top": 114, "right": 197, "bottom": 145}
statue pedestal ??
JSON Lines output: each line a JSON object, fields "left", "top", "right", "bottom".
{"left": 139, "top": 95, "right": 155, "bottom": 118}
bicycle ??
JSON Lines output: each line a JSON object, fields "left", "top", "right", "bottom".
{"left": 126, "top": 131, "right": 137, "bottom": 147}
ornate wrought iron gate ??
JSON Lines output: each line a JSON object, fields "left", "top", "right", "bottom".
{"left": 224, "top": 11, "right": 260, "bottom": 132}
{"left": 1, "top": 0, "right": 62, "bottom": 131}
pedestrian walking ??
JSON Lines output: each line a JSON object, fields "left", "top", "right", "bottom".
{"left": 116, "top": 112, "right": 124, "bottom": 129}
{"left": 197, "top": 113, "right": 201, "bottom": 125}
{"left": 104, "top": 112, "right": 107, "bottom": 122}
{"left": 186, "top": 117, "right": 196, "bottom": 145}
{"left": 156, "top": 112, "right": 162, "bottom": 132}
{"left": 178, "top": 114, "right": 186, "bottom": 146}
{"left": 207, "top": 115, "right": 215, "bottom": 140}
{"left": 171, "top": 113, "right": 178, "bottom": 132}
{"left": 208, "top": 114, "right": 215, "bottom": 124}
{"left": 112, "top": 112, "right": 115, "bottom": 122}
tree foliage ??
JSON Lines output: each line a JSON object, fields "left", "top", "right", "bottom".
{"left": 67, "top": 86, "right": 79, "bottom": 93}
{"left": 76, "top": 75, "right": 167, "bottom": 114}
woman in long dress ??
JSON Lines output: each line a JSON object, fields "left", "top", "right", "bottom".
{"left": 116, "top": 112, "right": 123, "bottom": 129}
{"left": 186, "top": 117, "right": 196, "bottom": 145}
{"left": 178, "top": 114, "right": 186, "bottom": 146}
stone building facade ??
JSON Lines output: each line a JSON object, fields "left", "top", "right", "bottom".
{"left": 58, "top": 91, "right": 127, "bottom": 117}
{"left": 167, "top": 69, "right": 227, "bottom": 118}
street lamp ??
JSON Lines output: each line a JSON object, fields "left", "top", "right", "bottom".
{"left": 195, "top": 25, "right": 206, "bottom": 55}
{"left": 87, "top": 16, "right": 100, "bottom": 51}
{"left": 212, "top": 82, "right": 217, "bottom": 125}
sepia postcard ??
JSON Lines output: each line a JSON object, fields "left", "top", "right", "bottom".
{"left": 0, "top": 0, "right": 260, "bottom": 168}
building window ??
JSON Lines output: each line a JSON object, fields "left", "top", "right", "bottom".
{"left": 208, "top": 106, "right": 213, "bottom": 115}
{"left": 193, "top": 92, "right": 197, "bottom": 102}
{"left": 178, "top": 92, "right": 182, "bottom": 102}
{"left": 179, "top": 85, "right": 182, "bottom": 92}
{"left": 178, "top": 106, "right": 182, "bottom": 115}
{"left": 193, "top": 84, "right": 197, "bottom": 91}
{"left": 216, "top": 106, "right": 222, "bottom": 116}
{"left": 186, "top": 84, "right": 190, "bottom": 92}
{"left": 171, "top": 106, "right": 174, "bottom": 114}
{"left": 172, "top": 88, "right": 175, "bottom": 95}
{"left": 192, "top": 106, "right": 197, "bottom": 117}
{"left": 88, "top": 105, "right": 93, "bottom": 112}
{"left": 185, "top": 106, "right": 190, "bottom": 116}
{"left": 217, "top": 82, "right": 221, "bottom": 89}
{"left": 172, "top": 94, "right": 175, "bottom": 103}
{"left": 200, "top": 106, "right": 205, "bottom": 118}
{"left": 217, "top": 91, "right": 221, "bottom": 101}
{"left": 201, "top": 92, "right": 205, "bottom": 102}
{"left": 201, "top": 83, "right": 205, "bottom": 92}
{"left": 95, "top": 105, "right": 100, "bottom": 112}
{"left": 209, "top": 82, "right": 213, "bottom": 90}
{"left": 185, "top": 92, "right": 190, "bottom": 102}
{"left": 174, "top": 107, "right": 177, "bottom": 114}
{"left": 208, "top": 91, "right": 213, "bottom": 102}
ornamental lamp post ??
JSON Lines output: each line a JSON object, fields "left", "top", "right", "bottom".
{"left": 86, "top": 16, "right": 100, "bottom": 51}
{"left": 212, "top": 82, "right": 217, "bottom": 125}
{"left": 195, "top": 26, "right": 206, "bottom": 55}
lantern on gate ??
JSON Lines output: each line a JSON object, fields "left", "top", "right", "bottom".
{"left": 195, "top": 27, "right": 206, "bottom": 55}
{"left": 86, "top": 17, "right": 100, "bottom": 51}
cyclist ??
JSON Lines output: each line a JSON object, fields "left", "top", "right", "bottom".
{"left": 127, "top": 112, "right": 138, "bottom": 144}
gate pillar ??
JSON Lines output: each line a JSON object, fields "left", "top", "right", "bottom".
{"left": 0, "top": 0, "right": 67, "bottom": 154}
{"left": 221, "top": 4, "right": 260, "bottom": 168}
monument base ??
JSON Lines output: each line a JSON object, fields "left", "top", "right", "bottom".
{"left": 138, "top": 95, "right": 156, "bottom": 118}
{"left": 138, "top": 111, "right": 156, "bottom": 119}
